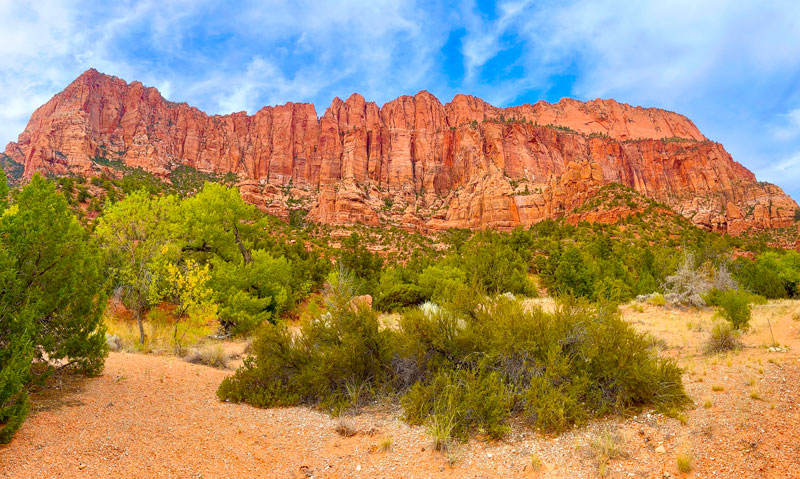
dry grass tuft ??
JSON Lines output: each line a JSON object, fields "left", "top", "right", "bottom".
{"left": 334, "top": 416, "right": 358, "bottom": 437}
{"left": 676, "top": 450, "right": 693, "bottom": 473}
{"left": 185, "top": 343, "right": 229, "bottom": 369}
{"left": 378, "top": 436, "right": 393, "bottom": 452}
{"left": 588, "top": 426, "right": 627, "bottom": 476}
{"left": 530, "top": 452, "right": 543, "bottom": 472}
{"left": 705, "top": 322, "right": 742, "bottom": 354}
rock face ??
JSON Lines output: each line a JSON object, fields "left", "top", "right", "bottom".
{"left": 4, "top": 69, "right": 797, "bottom": 233}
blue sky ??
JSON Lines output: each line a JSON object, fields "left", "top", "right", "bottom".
{"left": 1, "top": 0, "right": 799, "bottom": 199}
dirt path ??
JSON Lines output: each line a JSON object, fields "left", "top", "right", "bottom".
{"left": 2, "top": 301, "right": 800, "bottom": 478}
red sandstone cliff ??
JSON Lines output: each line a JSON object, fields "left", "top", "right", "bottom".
{"left": 4, "top": 69, "right": 797, "bottom": 233}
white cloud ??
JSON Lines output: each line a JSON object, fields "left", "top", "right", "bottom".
{"left": 756, "top": 151, "right": 800, "bottom": 194}
{"left": 0, "top": 0, "right": 798, "bottom": 200}
{"left": 772, "top": 108, "right": 800, "bottom": 141}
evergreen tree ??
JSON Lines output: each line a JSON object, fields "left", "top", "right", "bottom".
{"left": 0, "top": 173, "right": 107, "bottom": 443}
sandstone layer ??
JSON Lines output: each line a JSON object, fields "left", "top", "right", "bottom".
{"left": 4, "top": 69, "right": 797, "bottom": 233}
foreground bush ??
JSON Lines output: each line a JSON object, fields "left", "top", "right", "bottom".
{"left": 217, "top": 274, "right": 395, "bottom": 412}
{"left": 219, "top": 287, "right": 688, "bottom": 442}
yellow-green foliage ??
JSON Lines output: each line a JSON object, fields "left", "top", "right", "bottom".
{"left": 150, "top": 259, "right": 217, "bottom": 354}
{"left": 648, "top": 293, "right": 666, "bottom": 306}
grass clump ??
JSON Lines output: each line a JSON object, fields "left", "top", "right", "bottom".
{"left": 676, "top": 451, "right": 693, "bottom": 473}
{"left": 218, "top": 286, "right": 689, "bottom": 446}
{"left": 334, "top": 416, "right": 358, "bottom": 437}
{"left": 589, "top": 426, "right": 627, "bottom": 476}
{"left": 379, "top": 436, "right": 393, "bottom": 452}
{"left": 185, "top": 343, "right": 229, "bottom": 369}
{"left": 647, "top": 293, "right": 666, "bottom": 306}
{"left": 530, "top": 452, "right": 543, "bottom": 471}
{"left": 705, "top": 321, "right": 742, "bottom": 354}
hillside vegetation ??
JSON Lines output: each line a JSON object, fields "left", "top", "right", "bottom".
{"left": 1, "top": 169, "right": 799, "bottom": 446}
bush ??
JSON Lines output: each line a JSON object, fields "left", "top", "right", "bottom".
{"left": 733, "top": 252, "right": 800, "bottom": 299}
{"left": 663, "top": 253, "right": 711, "bottom": 306}
{"left": 210, "top": 251, "right": 291, "bottom": 335}
{"left": 713, "top": 289, "right": 752, "bottom": 330}
{"left": 374, "top": 284, "right": 427, "bottom": 312}
{"left": 552, "top": 247, "right": 596, "bottom": 298}
{"left": 402, "top": 368, "right": 512, "bottom": 440}
{"left": 220, "top": 292, "right": 689, "bottom": 444}
{"left": 705, "top": 321, "right": 742, "bottom": 353}
{"left": 648, "top": 293, "right": 666, "bottom": 306}
{"left": 417, "top": 265, "right": 468, "bottom": 303}
{"left": 217, "top": 274, "right": 396, "bottom": 412}
{"left": 185, "top": 343, "right": 229, "bottom": 369}
{"left": 460, "top": 236, "right": 536, "bottom": 296}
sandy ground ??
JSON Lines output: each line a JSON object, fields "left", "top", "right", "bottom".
{"left": 2, "top": 300, "right": 800, "bottom": 478}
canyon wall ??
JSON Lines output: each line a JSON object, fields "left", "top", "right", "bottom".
{"left": 4, "top": 69, "right": 796, "bottom": 234}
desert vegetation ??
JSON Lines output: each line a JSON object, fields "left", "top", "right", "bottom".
{"left": 2, "top": 168, "right": 800, "bottom": 459}
{"left": 0, "top": 174, "right": 107, "bottom": 443}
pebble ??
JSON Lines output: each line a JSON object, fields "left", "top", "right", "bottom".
{"left": 655, "top": 445, "right": 666, "bottom": 453}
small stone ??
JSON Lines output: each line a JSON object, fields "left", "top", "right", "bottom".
{"left": 356, "top": 464, "right": 361, "bottom": 472}
{"left": 655, "top": 445, "right": 666, "bottom": 453}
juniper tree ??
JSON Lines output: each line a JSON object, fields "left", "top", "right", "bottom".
{"left": 0, "top": 173, "right": 107, "bottom": 443}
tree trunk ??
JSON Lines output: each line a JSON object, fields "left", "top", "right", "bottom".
{"left": 233, "top": 224, "right": 252, "bottom": 265}
{"left": 136, "top": 296, "right": 145, "bottom": 344}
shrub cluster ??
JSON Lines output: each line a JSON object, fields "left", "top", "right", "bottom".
{"left": 732, "top": 251, "right": 800, "bottom": 299}
{"left": 370, "top": 230, "right": 537, "bottom": 312}
{"left": 218, "top": 285, "right": 688, "bottom": 443}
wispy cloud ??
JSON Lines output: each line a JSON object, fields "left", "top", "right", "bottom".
{"left": 772, "top": 108, "right": 800, "bottom": 141}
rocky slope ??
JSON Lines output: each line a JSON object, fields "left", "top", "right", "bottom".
{"left": 4, "top": 69, "right": 796, "bottom": 233}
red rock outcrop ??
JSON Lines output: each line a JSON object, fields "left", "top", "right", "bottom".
{"left": 4, "top": 69, "right": 797, "bottom": 233}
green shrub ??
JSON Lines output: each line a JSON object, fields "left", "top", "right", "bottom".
{"left": 417, "top": 265, "right": 468, "bottom": 303}
{"left": 733, "top": 252, "right": 800, "bottom": 299}
{"left": 220, "top": 291, "right": 689, "bottom": 444}
{"left": 374, "top": 284, "right": 427, "bottom": 312}
{"left": 402, "top": 368, "right": 512, "bottom": 440}
{"left": 552, "top": 247, "right": 596, "bottom": 298}
{"left": 647, "top": 293, "right": 666, "bottom": 306}
{"left": 458, "top": 231, "right": 537, "bottom": 296}
{"left": 705, "top": 288, "right": 765, "bottom": 307}
{"left": 210, "top": 251, "right": 291, "bottom": 335}
{"left": 217, "top": 275, "right": 396, "bottom": 412}
{"left": 714, "top": 289, "right": 752, "bottom": 330}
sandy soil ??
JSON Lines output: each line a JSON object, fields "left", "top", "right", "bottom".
{"left": 2, "top": 300, "right": 800, "bottom": 478}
